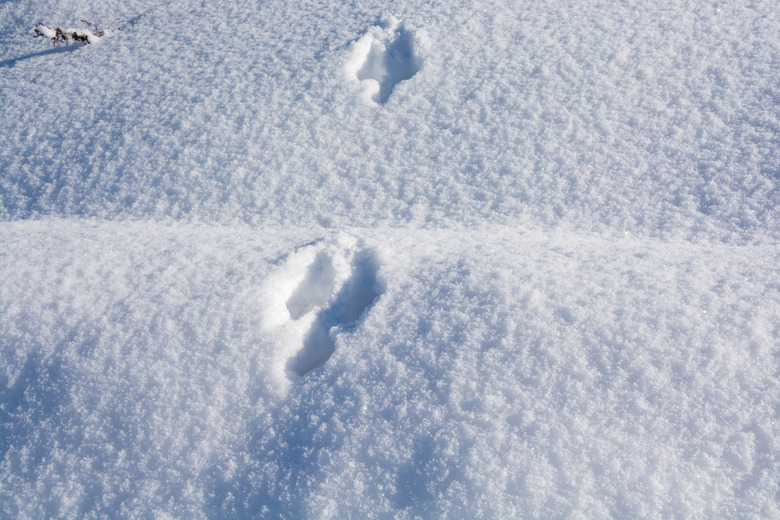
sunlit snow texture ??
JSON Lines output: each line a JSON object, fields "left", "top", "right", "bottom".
{"left": 0, "top": 0, "right": 778, "bottom": 518}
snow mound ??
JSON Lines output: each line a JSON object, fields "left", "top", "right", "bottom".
{"left": 1, "top": 222, "right": 778, "bottom": 518}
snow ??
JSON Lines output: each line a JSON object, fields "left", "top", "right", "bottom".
{"left": 33, "top": 23, "right": 58, "bottom": 40}
{"left": 347, "top": 18, "right": 423, "bottom": 105}
{"left": 1, "top": 0, "right": 778, "bottom": 518}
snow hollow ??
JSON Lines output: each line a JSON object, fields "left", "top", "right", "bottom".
{"left": 0, "top": 0, "right": 778, "bottom": 518}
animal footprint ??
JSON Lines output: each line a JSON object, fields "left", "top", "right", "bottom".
{"left": 287, "top": 248, "right": 382, "bottom": 376}
{"left": 261, "top": 236, "right": 383, "bottom": 381}
{"left": 286, "top": 251, "right": 337, "bottom": 320}
{"left": 346, "top": 18, "right": 422, "bottom": 104}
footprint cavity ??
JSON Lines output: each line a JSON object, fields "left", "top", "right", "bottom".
{"left": 286, "top": 251, "right": 336, "bottom": 320}
{"left": 282, "top": 242, "right": 383, "bottom": 377}
{"left": 347, "top": 18, "right": 422, "bottom": 104}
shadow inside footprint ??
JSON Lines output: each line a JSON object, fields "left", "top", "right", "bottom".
{"left": 287, "top": 250, "right": 382, "bottom": 376}
{"left": 357, "top": 26, "right": 419, "bottom": 104}
{"left": 286, "top": 252, "right": 336, "bottom": 320}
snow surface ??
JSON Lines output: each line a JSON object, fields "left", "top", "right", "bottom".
{"left": 0, "top": 0, "right": 778, "bottom": 518}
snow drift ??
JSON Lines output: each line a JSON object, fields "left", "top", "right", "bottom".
{"left": 0, "top": 0, "right": 778, "bottom": 518}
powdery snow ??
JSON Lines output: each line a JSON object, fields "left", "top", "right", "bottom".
{"left": 1, "top": 0, "right": 776, "bottom": 241}
{"left": 0, "top": 0, "right": 778, "bottom": 518}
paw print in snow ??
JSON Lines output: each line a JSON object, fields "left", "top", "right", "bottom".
{"left": 346, "top": 18, "right": 422, "bottom": 104}
{"left": 260, "top": 235, "right": 383, "bottom": 382}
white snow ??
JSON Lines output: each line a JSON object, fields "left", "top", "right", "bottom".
{"left": 34, "top": 23, "right": 58, "bottom": 40}
{"left": 1, "top": 0, "right": 778, "bottom": 518}
{"left": 347, "top": 17, "right": 423, "bottom": 105}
